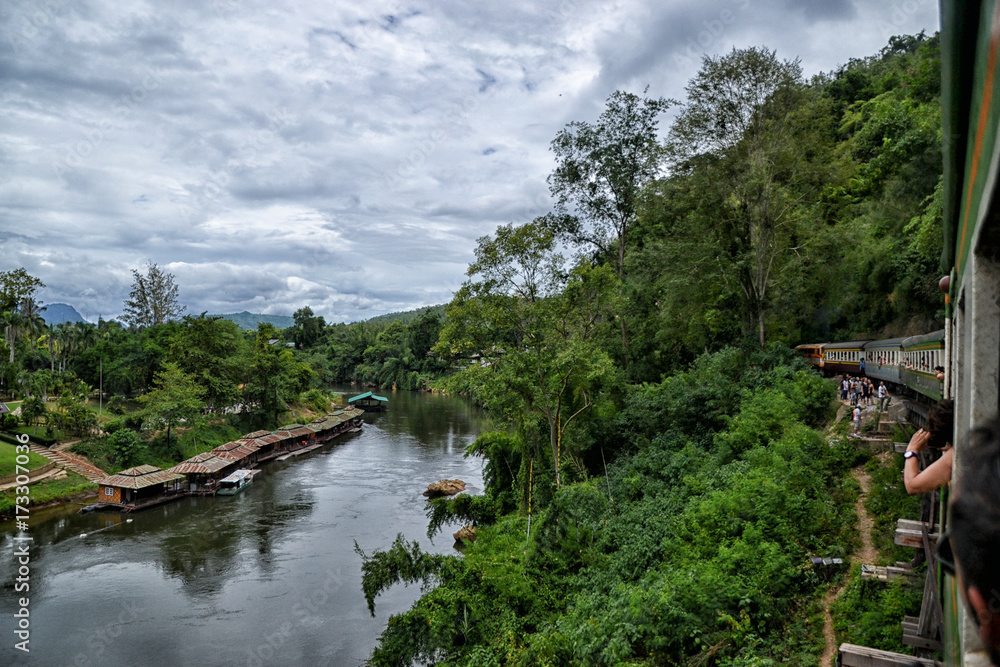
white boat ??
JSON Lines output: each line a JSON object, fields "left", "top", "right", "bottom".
{"left": 216, "top": 469, "right": 257, "bottom": 495}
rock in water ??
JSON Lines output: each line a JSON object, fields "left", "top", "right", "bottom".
{"left": 453, "top": 525, "right": 476, "bottom": 543}
{"left": 423, "top": 479, "right": 466, "bottom": 498}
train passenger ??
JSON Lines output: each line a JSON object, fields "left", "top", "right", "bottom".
{"left": 903, "top": 399, "right": 955, "bottom": 495}
{"left": 841, "top": 377, "right": 849, "bottom": 402}
{"left": 877, "top": 382, "right": 888, "bottom": 410}
{"left": 935, "top": 366, "right": 945, "bottom": 381}
{"left": 852, "top": 404, "right": 862, "bottom": 436}
{"left": 943, "top": 416, "right": 1000, "bottom": 665}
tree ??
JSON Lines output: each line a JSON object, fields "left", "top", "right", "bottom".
{"left": 242, "top": 324, "right": 314, "bottom": 427}
{"left": 667, "top": 47, "right": 804, "bottom": 348}
{"left": 436, "top": 220, "right": 616, "bottom": 486}
{"left": 138, "top": 362, "right": 205, "bottom": 451}
{"left": 0, "top": 268, "right": 44, "bottom": 313}
{"left": 108, "top": 428, "right": 143, "bottom": 467}
{"left": 549, "top": 90, "right": 674, "bottom": 279}
{"left": 122, "top": 263, "right": 185, "bottom": 329}
{"left": 548, "top": 90, "right": 673, "bottom": 369}
{"left": 291, "top": 306, "right": 326, "bottom": 350}
{"left": 167, "top": 314, "right": 246, "bottom": 412}
{"left": 20, "top": 396, "right": 46, "bottom": 433}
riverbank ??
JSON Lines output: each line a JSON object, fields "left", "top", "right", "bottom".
{"left": 0, "top": 470, "right": 96, "bottom": 519}
{"left": 0, "top": 387, "right": 486, "bottom": 667}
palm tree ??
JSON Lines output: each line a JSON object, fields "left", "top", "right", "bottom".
{"left": 19, "top": 298, "right": 46, "bottom": 361}
{"left": 1, "top": 310, "right": 25, "bottom": 364}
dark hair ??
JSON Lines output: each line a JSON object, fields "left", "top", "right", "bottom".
{"left": 950, "top": 417, "right": 1000, "bottom": 619}
{"left": 925, "top": 399, "right": 955, "bottom": 449}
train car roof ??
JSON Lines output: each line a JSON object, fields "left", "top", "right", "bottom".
{"left": 822, "top": 340, "right": 871, "bottom": 349}
{"left": 901, "top": 329, "right": 946, "bottom": 347}
{"left": 864, "top": 337, "right": 907, "bottom": 348}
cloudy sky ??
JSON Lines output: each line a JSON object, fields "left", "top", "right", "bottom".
{"left": 1, "top": 0, "right": 938, "bottom": 323}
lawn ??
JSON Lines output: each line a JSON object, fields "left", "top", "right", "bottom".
{"left": 0, "top": 470, "right": 96, "bottom": 518}
{"left": 0, "top": 440, "right": 50, "bottom": 474}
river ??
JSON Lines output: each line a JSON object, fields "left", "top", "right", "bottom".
{"left": 0, "top": 389, "right": 487, "bottom": 666}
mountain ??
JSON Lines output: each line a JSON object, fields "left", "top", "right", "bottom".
{"left": 212, "top": 311, "right": 295, "bottom": 330}
{"left": 359, "top": 304, "right": 446, "bottom": 326}
{"left": 40, "top": 303, "right": 88, "bottom": 325}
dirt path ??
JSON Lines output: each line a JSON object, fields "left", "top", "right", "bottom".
{"left": 852, "top": 467, "right": 877, "bottom": 564}
{"left": 820, "top": 465, "right": 876, "bottom": 666}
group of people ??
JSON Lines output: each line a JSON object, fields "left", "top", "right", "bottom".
{"left": 840, "top": 375, "right": 889, "bottom": 410}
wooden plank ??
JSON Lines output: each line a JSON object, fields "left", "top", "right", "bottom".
{"left": 895, "top": 528, "right": 938, "bottom": 548}
{"left": 887, "top": 566, "right": 917, "bottom": 579}
{"left": 902, "top": 630, "right": 942, "bottom": 651}
{"left": 838, "top": 643, "right": 936, "bottom": 666}
{"left": 861, "top": 565, "right": 888, "bottom": 581}
{"left": 894, "top": 441, "right": 909, "bottom": 453}
{"left": 898, "top": 519, "right": 929, "bottom": 530}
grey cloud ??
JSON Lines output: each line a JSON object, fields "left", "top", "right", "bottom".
{"left": 0, "top": 0, "right": 938, "bottom": 323}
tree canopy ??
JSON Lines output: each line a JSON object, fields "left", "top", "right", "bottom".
{"left": 122, "top": 263, "right": 185, "bottom": 329}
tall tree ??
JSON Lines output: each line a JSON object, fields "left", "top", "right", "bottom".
{"left": 291, "top": 306, "right": 326, "bottom": 350}
{"left": 122, "top": 263, "right": 185, "bottom": 329}
{"left": 548, "top": 90, "right": 673, "bottom": 369}
{"left": 0, "top": 268, "right": 44, "bottom": 313}
{"left": 549, "top": 89, "right": 674, "bottom": 279}
{"left": 667, "top": 47, "right": 804, "bottom": 348}
{"left": 138, "top": 362, "right": 205, "bottom": 452}
{"left": 436, "top": 220, "right": 616, "bottom": 486}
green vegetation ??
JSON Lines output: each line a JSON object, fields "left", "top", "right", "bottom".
{"left": 0, "top": 32, "right": 943, "bottom": 665}
{"left": 351, "top": 35, "right": 943, "bottom": 665}
{"left": 832, "top": 568, "right": 923, "bottom": 653}
{"left": 0, "top": 441, "right": 49, "bottom": 472}
{"left": 0, "top": 470, "right": 95, "bottom": 517}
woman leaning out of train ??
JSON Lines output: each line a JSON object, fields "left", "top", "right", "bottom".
{"left": 903, "top": 399, "right": 955, "bottom": 495}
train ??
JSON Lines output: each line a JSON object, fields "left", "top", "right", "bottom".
{"left": 805, "top": 4, "right": 1000, "bottom": 664}
{"left": 795, "top": 329, "right": 945, "bottom": 403}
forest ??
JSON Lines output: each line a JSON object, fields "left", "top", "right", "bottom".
{"left": 0, "top": 33, "right": 941, "bottom": 665}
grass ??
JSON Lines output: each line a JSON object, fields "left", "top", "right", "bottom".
{"left": 0, "top": 441, "right": 50, "bottom": 473}
{"left": 0, "top": 470, "right": 96, "bottom": 518}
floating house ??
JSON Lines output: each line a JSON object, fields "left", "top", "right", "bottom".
{"left": 168, "top": 452, "right": 238, "bottom": 492}
{"left": 348, "top": 391, "right": 388, "bottom": 412}
{"left": 95, "top": 465, "right": 185, "bottom": 509}
{"left": 90, "top": 407, "right": 365, "bottom": 512}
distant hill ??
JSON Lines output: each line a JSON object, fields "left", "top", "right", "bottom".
{"left": 40, "top": 303, "right": 88, "bottom": 325}
{"left": 360, "top": 305, "right": 446, "bottom": 326}
{"left": 213, "top": 311, "right": 295, "bottom": 330}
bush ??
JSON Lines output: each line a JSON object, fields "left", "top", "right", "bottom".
{"left": 302, "top": 388, "right": 331, "bottom": 413}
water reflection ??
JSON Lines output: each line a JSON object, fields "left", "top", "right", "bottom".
{"left": 0, "top": 389, "right": 487, "bottom": 666}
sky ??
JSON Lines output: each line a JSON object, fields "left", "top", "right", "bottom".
{"left": 0, "top": 0, "right": 939, "bottom": 324}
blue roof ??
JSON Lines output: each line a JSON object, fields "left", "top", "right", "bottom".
{"left": 348, "top": 391, "right": 388, "bottom": 403}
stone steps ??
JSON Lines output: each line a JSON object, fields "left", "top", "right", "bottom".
{"left": 29, "top": 445, "right": 107, "bottom": 482}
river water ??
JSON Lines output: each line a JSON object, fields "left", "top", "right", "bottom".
{"left": 0, "top": 389, "right": 487, "bottom": 666}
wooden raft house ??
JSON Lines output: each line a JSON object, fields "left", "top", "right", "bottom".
{"left": 348, "top": 391, "right": 388, "bottom": 412}
{"left": 89, "top": 407, "right": 365, "bottom": 512}
{"left": 94, "top": 465, "right": 185, "bottom": 511}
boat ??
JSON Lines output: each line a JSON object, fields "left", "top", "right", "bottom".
{"left": 215, "top": 469, "right": 258, "bottom": 495}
